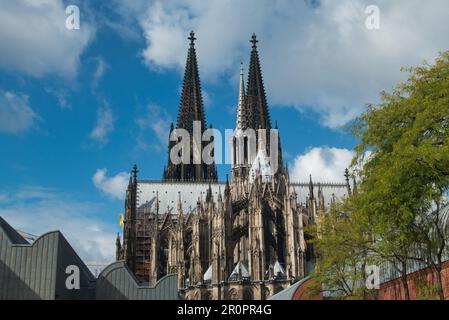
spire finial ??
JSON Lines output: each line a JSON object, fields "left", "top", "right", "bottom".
{"left": 250, "top": 33, "right": 258, "bottom": 49}
{"left": 309, "top": 174, "right": 314, "bottom": 199}
{"left": 240, "top": 61, "right": 244, "bottom": 75}
{"left": 344, "top": 168, "right": 352, "bottom": 195}
{"left": 132, "top": 164, "right": 138, "bottom": 181}
{"left": 188, "top": 31, "right": 196, "bottom": 47}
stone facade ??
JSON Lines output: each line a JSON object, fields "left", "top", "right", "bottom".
{"left": 116, "top": 32, "right": 349, "bottom": 300}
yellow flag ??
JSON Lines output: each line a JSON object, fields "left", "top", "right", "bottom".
{"left": 119, "top": 213, "right": 124, "bottom": 227}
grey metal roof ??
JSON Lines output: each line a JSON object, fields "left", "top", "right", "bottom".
{"left": 0, "top": 216, "right": 29, "bottom": 244}
{"left": 1, "top": 216, "right": 179, "bottom": 300}
{"left": 290, "top": 182, "right": 348, "bottom": 206}
{"left": 203, "top": 265, "right": 212, "bottom": 282}
{"left": 273, "top": 261, "right": 285, "bottom": 275}
{"left": 268, "top": 276, "right": 311, "bottom": 300}
{"left": 96, "top": 261, "right": 179, "bottom": 300}
{"left": 137, "top": 181, "right": 225, "bottom": 214}
{"left": 137, "top": 180, "right": 347, "bottom": 215}
{"left": 229, "top": 261, "right": 250, "bottom": 280}
{"left": 0, "top": 216, "right": 95, "bottom": 300}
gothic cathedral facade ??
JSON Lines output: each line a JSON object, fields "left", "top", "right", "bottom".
{"left": 116, "top": 32, "right": 350, "bottom": 300}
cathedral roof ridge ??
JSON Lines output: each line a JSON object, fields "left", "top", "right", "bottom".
{"left": 138, "top": 179, "right": 226, "bottom": 185}
{"left": 290, "top": 181, "right": 347, "bottom": 188}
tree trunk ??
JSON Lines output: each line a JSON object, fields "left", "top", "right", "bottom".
{"left": 436, "top": 269, "right": 445, "bottom": 300}
{"left": 401, "top": 261, "right": 410, "bottom": 300}
{"left": 434, "top": 260, "right": 445, "bottom": 300}
{"left": 401, "top": 275, "right": 411, "bottom": 300}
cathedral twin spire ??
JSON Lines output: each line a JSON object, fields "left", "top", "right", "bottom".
{"left": 163, "top": 31, "right": 275, "bottom": 181}
{"left": 234, "top": 33, "right": 282, "bottom": 178}
{"left": 176, "top": 31, "right": 207, "bottom": 133}
{"left": 164, "top": 31, "right": 217, "bottom": 182}
{"left": 246, "top": 33, "right": 271, "bottom": 131}
{"left": 236, "top": 33, "right": 272, "bottom": 132}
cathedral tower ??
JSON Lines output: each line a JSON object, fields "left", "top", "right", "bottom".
{"left": 163, "top": 31, "right": 218, "bottom": 182}
{"left": 232, "top": 34, "right": 283, "bottom": 185}
{"left": 246, "top": 33, "right": 271, "bottom": 132}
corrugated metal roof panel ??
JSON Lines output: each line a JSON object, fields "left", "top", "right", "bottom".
{"left": 0, "top": 216, "right": 95, "bottom": 300}
{"left": 96, "top": 261, "right": 179, "bottom": 300}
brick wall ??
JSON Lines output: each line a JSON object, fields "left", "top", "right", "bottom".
{"left": 291, "top": 261, "right": 449, "bottom": 300}
{"left": 292, "top": 277, "right": 323, "bottom": 300}
{"left": 376, "top": 260, "right": 449, "bottom": 300}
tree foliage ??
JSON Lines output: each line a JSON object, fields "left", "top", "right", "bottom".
{"left": 311, "top": 51, "right": 449, "bottom": 300}
{"left": 306, "top": 200, "right": 374, "bottom": 299}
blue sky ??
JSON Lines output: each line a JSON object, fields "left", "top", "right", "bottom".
{"left": 1, "top": 0, "right": 448, "bottom": 264}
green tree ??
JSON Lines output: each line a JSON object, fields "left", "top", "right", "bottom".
{"left": 306, "top": 199, "right": 374, "bottom": 299}
{"left": 352, "top": 51, "right": 449, "bottom": 300}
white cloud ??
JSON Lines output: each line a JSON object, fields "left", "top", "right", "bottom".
{"left": 45, "top": 88, "right": 71, "bottom": 109}
{"left": 124, "top": 0, "right": 449, "bottom": 127}
{"left": 0, "top": 0, "right": 94, "bottom": 79}
{"left": 90, "top": 104, "right": 115, "bottom": 145}
{"left": 0, "top": 91, "right": 39, "bottom": 134}
{"left": 91, "top": 57, "right": 109, "bottom": 89}
{"left": 140, "top": 2, "right": 191, "bottom": 71}
{"left": 290, "top": 147, "right": 354, "bottom": 183}
{"left": 15, "top": 186, "right": 58, "bottom": 201}
{"left": 136, "top": 104, "right": 172, "bottom": 151}
{"left": 202, "top": 90, "right": 212, "bottom": 109}
{"left": 0, "top": 186, "right": 115, "bottom": 264}
{"left": 92, "top": 169, "right": 129, "bottom": 200}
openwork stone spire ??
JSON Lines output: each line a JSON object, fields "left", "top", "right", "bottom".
{"left": 177, "top": 31, "right": 207, "bottom": 133}
{"left": 236, "top": 62, "right": 248, "bottom": 130}
{"left": 246, "top": 33, "right": 271, "bottom": 130}
{"left": 163, "top": 31, "right": 218, "bottom": 182}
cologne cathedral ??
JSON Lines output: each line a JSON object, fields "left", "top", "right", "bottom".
{"left": 116, "top": 32, "right": 350, "bottom": 300}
